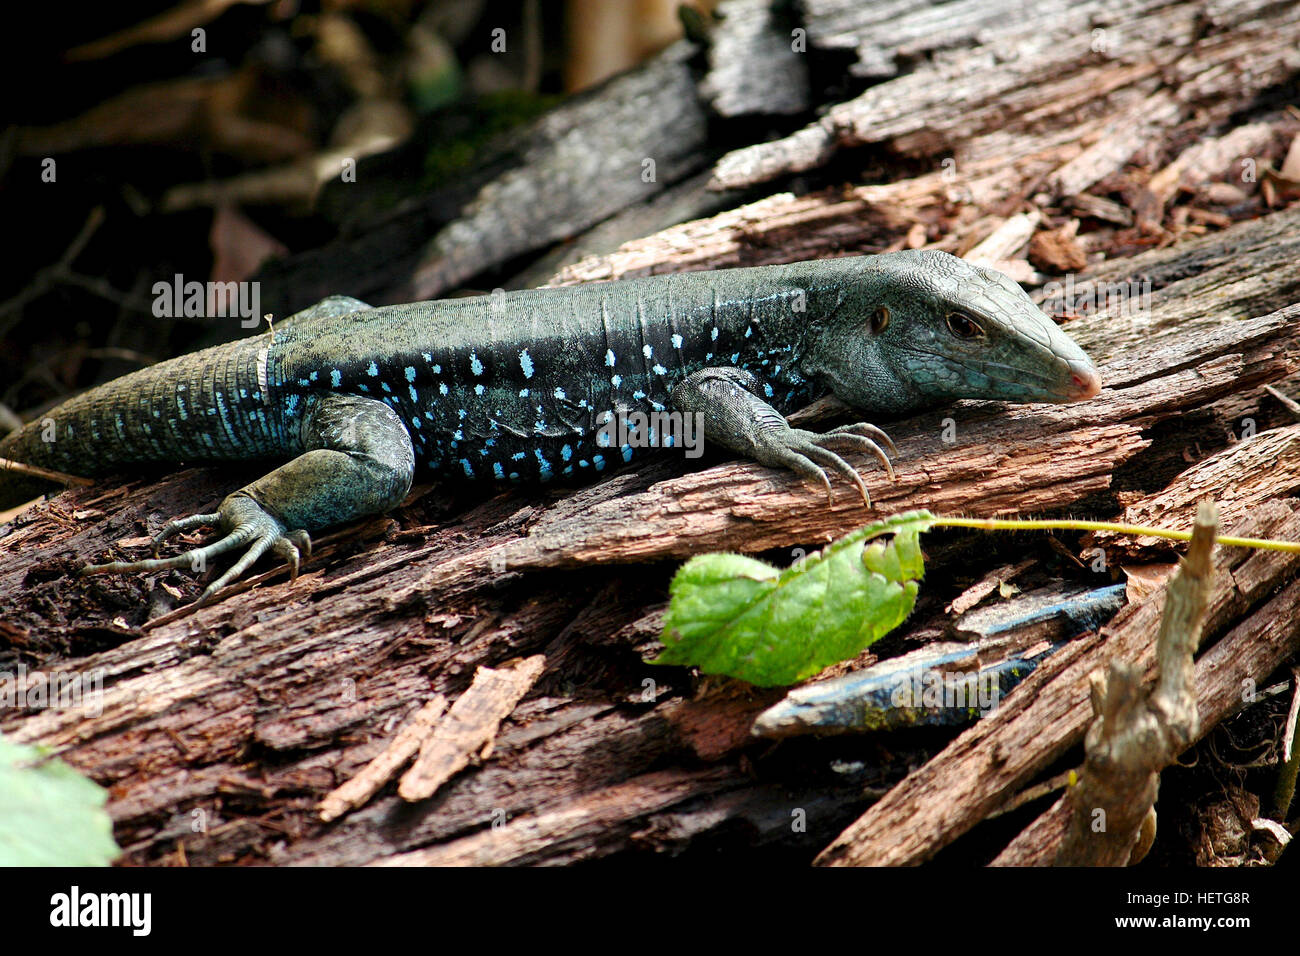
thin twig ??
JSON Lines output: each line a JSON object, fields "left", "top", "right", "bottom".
{"left": 0, "top": 455, "right": 94, "bottom": 488}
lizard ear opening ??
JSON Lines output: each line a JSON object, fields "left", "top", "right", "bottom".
{"left": 870, "top": 306, "right": 890, "bottom": 335}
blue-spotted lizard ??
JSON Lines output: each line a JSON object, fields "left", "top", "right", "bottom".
{"left": 0, "top": 251, "right": 1101, "bottom": 604}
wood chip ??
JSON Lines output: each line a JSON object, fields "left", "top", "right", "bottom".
{"left": 317, "top": 694, "right": 448, "bottom": 822}
{"left": 1028, "top": 227, "right": 1088, "bottom": 274}
{"left": 964, "top": 212, "right": 1039, "bottom": 265}
{"left": 947, "top": 560, "right": 1037, "bottom": 615}
{"left": 1120, "top": 563, "right": 1179, "bottom": 603}
{"left": 1279, "top": 131, "right": 1300, "bottom": 182}
{"left": 1187, "top": 207, "right": 1233, "bottom": 228}
{"left": 1067, "top": 193, "right": 1134, "bottom": 226}
{"left": 1195, "top": 182, "right": 1249, "bottom": 206}
{"left": 398, "top": 655, "right": 547, "bottom": 802}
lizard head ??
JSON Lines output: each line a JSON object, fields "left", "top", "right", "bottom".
{"left": 805, "top": 249, "right": 1101, "bottom": 414}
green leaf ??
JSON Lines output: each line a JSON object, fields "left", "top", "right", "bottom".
{"left": 0, "top": 734, "right": 119, "bottom": 866}
{"left": 654, "top": 510, "right": 936, "bottom": 686}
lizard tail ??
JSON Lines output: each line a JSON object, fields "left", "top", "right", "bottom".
{"left": 0, "top": 335, "right": 290, "bottom": 512}
{"left": 0, "top": 430, "right": 62, "bottom": 510}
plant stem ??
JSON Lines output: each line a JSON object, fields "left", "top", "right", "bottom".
{"left": 931, "top": 516, "right": 1300, "bottom": 554}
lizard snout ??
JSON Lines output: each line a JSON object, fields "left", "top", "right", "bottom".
{"left": 1065, "top": 360, "right": 1102, "bottom": 400}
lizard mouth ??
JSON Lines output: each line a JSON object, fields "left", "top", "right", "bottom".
{"left": 902, "top": 346, "right": 1101, "bottom": 404}
{"left": 974, "top": 343, "right": 1103, "bottom": 402}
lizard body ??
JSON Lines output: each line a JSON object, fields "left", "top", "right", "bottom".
{"left": 0, "top": 250, "right": 1100, "bottom": 603}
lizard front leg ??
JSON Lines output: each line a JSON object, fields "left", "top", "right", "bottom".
{"left": 82, "top": 392, "right": 415, "bottom": 606}
{"left": 670, "top": 367, "right": 897, "bottom": 505}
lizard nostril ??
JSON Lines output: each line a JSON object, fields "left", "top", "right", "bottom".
{"left": 1069, "top": 365, "right": 1102, "bottom": 400}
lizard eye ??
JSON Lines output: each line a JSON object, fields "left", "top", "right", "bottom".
{"left": 870, "top": 306, "right": 890, "bottom": 334}
{"left": 946, "top": 311, "right": 983, "bottom": 339}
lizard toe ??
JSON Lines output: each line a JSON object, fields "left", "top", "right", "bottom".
{"left": 764, "top": 445, "right": 832, "bottom": 503}
{"left": 795, "top": 440, "right": 871, "bottom": 506}
{"left": 828, "top": 422, "right": 899, "bottom": 459}
{"left": 82, "top": 522, "right": 259, "bottom": 577}
{"left": 812, "top": 431, "right": 896, "bottom": 481}
{"left": 149, "top": 512, "right": 220, "bottom": 556}
{"left": 271, "top": 530, "right": 312, "bottom": 583}
{"left": 194, "top": 534, "right": 277, "bottom": 606}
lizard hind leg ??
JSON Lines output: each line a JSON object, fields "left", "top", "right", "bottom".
{"left": 82, "top": 391, "right": 413, "bottom": 607}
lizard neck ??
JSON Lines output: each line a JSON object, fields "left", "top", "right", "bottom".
{"left": 787, "top": 263, "right": 927, "bottom": 415}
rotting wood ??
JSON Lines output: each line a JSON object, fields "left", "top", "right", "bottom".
{"left": 699, "top": 0, "right": 810, "bottom": 118}
{"left": 815, "top": 502, "right": 1300, "bottom": 867}
{"left": 375, "top": 767, "right": 743, "bottom": 867}
{"left": 946, "top": 560, "right": 1038, "bottom": 616}
{"left": 1088, "top": 424, "right": 1300, "bottom": 558}
{"left": 711, "top": 0, "right": 1300, "bottom": 192}
{"left": 556, "top": 130, "right": 1300, "bottom": 295}
{"left": 995, "top": 554, "right": 1300, "bottom": 865}
{"left": 1054, "top": 502, "right": 1214, "bottom": 866}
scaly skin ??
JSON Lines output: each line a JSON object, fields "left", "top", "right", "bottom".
{"left": 0, "top": 251, "right": 1101, "bottom": 604}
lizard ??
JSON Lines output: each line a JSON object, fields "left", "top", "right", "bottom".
{"left": 0, "top": 250, "right": 1101, "bottom": 605}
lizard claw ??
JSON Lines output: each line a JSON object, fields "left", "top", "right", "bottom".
{"left": 81, "top": 495, "right": 311, "bottom": 605}
{"left": 818, "top": 424, "right": 897, "bottom": 481}
{"left": 827, "top": 422, "right": 899, "bottom": 461}
{"left": 756, "top": 423, "right": 898, "bottom": 507}
{"left": 271, "top": 529, "right": 312, "bottom": 583}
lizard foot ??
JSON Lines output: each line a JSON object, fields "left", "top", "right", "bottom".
{"left": 756, "top": 422, "right": 898, "bottom": 507}
{"left": 81, "top": 495, "right": 312, "bottom": 606}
